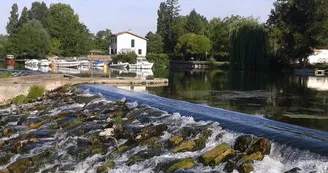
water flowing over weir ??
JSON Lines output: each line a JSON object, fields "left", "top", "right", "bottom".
{"left": 80, "top": 85, "right": 328, "bottom": 157}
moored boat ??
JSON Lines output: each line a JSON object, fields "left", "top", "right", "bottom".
{"left": 93, "top": 60, "right": 105, "bottom": 67}
{"left": 52, "top": 59, "right": 81, "bottom": 68}
{"left": 128, "top": 58, "right": 153, "bottom": 69}
{"left": 39, "top": 59, "right": 51, "bottom": 66}
{"left": 109, "top": 62, "right": 129, "bottom": 69}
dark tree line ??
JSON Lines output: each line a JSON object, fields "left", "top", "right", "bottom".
{"left": 2, "top": 2, "right": 111, "bottom": 59}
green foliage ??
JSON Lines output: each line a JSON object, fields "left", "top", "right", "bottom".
{"left": 112, "top": 52, "right": 137, "bottom": 64}
{"left": 29, "top": 1, "right": 48, "bottom": 27}
{"left": 157, "top": 0, "right": 181, "bottom": 53}
{"left": 0, "top": 71, "right": 12, "bottom": 79}
{"left": 208, "top": 18, "right": 230, "bottom": 61}
{"left": 176, "top": 33, "right": 212, "bottom": 60}
{"left": 146, "top": 31, "right": 164, "bottom": 54}
{"left": 267, "top": 0, "right": 328, "bottom": 65}
{"left": 6, "top": 3, "right": 19, "bottom": 35}
{"left": 114, "top": 116, "right": 123, "bottom": 124}
{"left": 94, "top": 29, "right": 112, "bottom": 53}
{"left": 11, "top": 95, "right": 27, "bottom": 105}
{"left": 17, "top": 7, "right": 30, "bottom": 30}
{"left": 0, "top": 35, "right": 8, "bottom": 58}
{"left": 185, "top": 9, "right": 208, "bottom": 35}
{"left": 47, "top": 3, "right": 91, "bottom": 56}
{"left": 146, "top": 54, "right": 169, "bottom": 68}
{"left": 8, "top": 20, "right": 50, "bottom": 59}
{"left": 229, "top": 18, "right": 268, "bottom": 71}
{"left": 27, "top": 85, "right": 45, "bottom": 100}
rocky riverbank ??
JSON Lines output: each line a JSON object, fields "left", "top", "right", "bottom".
{"left": 0, "top": 86, "right": 326, "bottom": 173}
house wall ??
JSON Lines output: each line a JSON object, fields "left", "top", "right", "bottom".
{"left": 308, "top": 50, "right": 328, "bottom": 64}
{"left": 116, "top": 33, "right": 147, "bottom": 57}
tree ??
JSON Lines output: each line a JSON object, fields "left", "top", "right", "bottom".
{"left": 6, "top": 4, "right": 19, "bottom": 35}
{"left": 208, "top": 18, "right": 230, "bottom": 60}
{"left": 8, "top": 20, "right": 50, "bottom": 59}
{"left": 95, "top": 29, "right": 111, "bottom": 53}
{"left": 229, "top": 18, "right": 268, "bottom": 71}
{"left": 29, "top": 1, "right": 48, "bottom": 27}
{"left": 145, "top": 31, "right": 164, "bottom": 54}
{"left": 47, "top": 3, "right": 91, "bottom": 56}
{"left": 185, "top": 9, "right": 207, "bottom": 35}
{"left": 17, "top": 7, "right": 30, "bottom": 30}
{"left": 0, "top": 35, "right": 8, "bottom": 58}
{"left": 176, "top": 33, "right": 212, "bottom": 60}
{"left": 267, "top": 0, "right": 319, "bottom": 64}
{"left": 156, "top": 0, "right": 181, "bottom": 53}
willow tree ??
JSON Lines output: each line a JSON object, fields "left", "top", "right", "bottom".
{"left": 229, "top": 18, "right": 268, "bottom": 71}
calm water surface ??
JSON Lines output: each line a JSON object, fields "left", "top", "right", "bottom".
{"left": 1, "top": 61, "right": 327, "bottom": 131}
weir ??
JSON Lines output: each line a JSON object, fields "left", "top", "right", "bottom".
{"left": 81, "top": 84, "right": 328, "bottom": 157}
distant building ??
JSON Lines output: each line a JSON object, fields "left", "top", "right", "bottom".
{"left": 109, "top": 31, "right": 147, "bottom": 57}
{"left": 308, "top": 49, "right": 328, "bottom": 64}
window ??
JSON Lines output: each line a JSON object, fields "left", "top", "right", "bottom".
{"left": 138, "top": 49, "right": 142, "bottom": 55}
{"left": 131, "top": 39, "right": 135, "bottom": 48}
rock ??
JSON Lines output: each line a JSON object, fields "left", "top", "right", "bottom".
{"left": 28, "top": 121, "right": 44, "bottom": 129}
{"left": 139, "top": 137, "right": 160, "bottom": 147}
{"left": 173, "top": 141, "right": 196, "bottom": 153}
{"left": 246, "top": 138, "right": 271, "bottom": 155}
{"left": 284, "top": 167, "right": 302, "bottom": 173}
{"left": 7, "top": 159, "right": 33, "bottom": 173}
{"left": 199, "top": 143, "right": 231, "bottom": 166}
{"left": 137, "top": 124, "right": 168, "bottom": 141}
{"left": 237, "top": 161, "right": 254, "bottom": 173}
{"left": 234, "top": 135, "right": 255, "bottom": 152}
{"left": 224, "top": 160, "right": 237, "bottom": 173}
{"left": 2, "top": 128, "right": 16, "bottom": 137}
{"left": 210, "top": 149, "right": 235, "bottom": 166}
{"left": 97, "top": 161, "right": 115, "bottom": 173}
{"left": 0, "top": 153, "right": 14, "bottom": 166}
{"left": 99, "top": 128, "right": 114, "bottom": 137}
{"left": 194, "top": 130, "right": 212, "bottom": 151}
{"left": 169, "top": 136, "right": 184, "bottom": 146}
{"left": 240, "top": 151, "right": 264, "bottom": 162}
{"left": 181, "top": 126, "right": 198, "bottom": 138}
{"left": 127, "top": 149, "right": 162, "bottom": 165}
{"left": 166, "top": 158, "right": 196, "bottom": 173}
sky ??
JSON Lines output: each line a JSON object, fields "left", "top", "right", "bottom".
{"left": 0, "top": 0, "right": 276, "bottom": 36}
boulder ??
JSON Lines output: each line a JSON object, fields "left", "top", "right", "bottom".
{"left": 210, "top": 149, "right": 235, "bottom": 166}
{"left": 127, "top": 149, "right": 162, "bottom": 165}
{"left": 246, "top": 138, "right": 271, "bottom": 155}
{"left": 97, "top": 161, "right": 115, "bottom": 173}
{"left": 240, "top": 151, "right": 264, "bottom": 162}
{"left": 0, "top": 153, "right": 14, "bottom": 166}
{"left": 7, "top": 159, "right": 33, "bottom": 173}
{"left": 2, "top": 128, "right": 16, "bottom": 137}
{"left": 28, "top": 121, "right": 44, "bottom": 129}
{"left": 169, "top": 136, "right": 184, "bottom": 146}
{"left": 237, "top": 161, "right": 254, "bottom": 173}
{"left": 137, "top": 124, "right": 168, "bottom": 141}
{"left": 173, "top": 141, "right": 196, "bottom": 153}
{"left": 234, "top": 135, "right": 255, "bottom": 152}
{"left": 166, "top": 158, "right": 196, "bottom": 173}
{"left": 199, "top": 143, "right": 231, "bottom": 166}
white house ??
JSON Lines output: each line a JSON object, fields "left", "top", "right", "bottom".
{"left": 308, "top": 49, "right": 328, "bottom": 64}
{"left": 109, "top": 31, "right": 147, "bottom": 57}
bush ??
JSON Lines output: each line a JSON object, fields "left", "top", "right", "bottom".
{"left": 0, "top": 72, "right": 12, "bottom": 79}
{"left": 12, "top": 95, "right": 28, "bottom": 105}
{"left": 27, "top": 85, "right": 45, "bottom": 100}
{"left": 146, "top": 53, "right": 169, "bottom": 68}
{"left": 112, "top": 52, "right": 137, "bottom": 64}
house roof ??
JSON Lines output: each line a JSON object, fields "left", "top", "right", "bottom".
{"left": 112, "top": 31, "right": 148, "bottom": 41}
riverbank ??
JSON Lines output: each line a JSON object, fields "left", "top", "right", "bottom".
{"left": 0, "top": 74, "right": 168, "bottom": 104}
{"left": 0, "top": 85, "right": 326, "bottom": 173}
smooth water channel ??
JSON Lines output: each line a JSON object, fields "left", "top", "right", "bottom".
{"left": 2, "top": 61, "right": 328, "bottom": 132}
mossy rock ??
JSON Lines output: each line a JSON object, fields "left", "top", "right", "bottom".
{"left": 139, "top": 137, "right": 160, "bottom": 146}
{"left": 118, "top": 145, "right": 129, "bottom": 153}
{"left": 29, "top": 122, "right": 44, "bottom": 129}
{"left": 2, "top": 128, "right": 16, "bottom": 137}
{"left": 199, "top": 143, "right": 231, "bottom": 166}
{"left": 127, "top": 155, "right": 142, "bottom": 165}
{"left": 127, "top": 149, "right": 162, "bottom": 166}
{"left": 168, "top": 136, "right": 183, "bottom": 146}
{"left": 91, "top": 147, "right": 105, "bottom": 155}
{"left": 7, "top": 159, "right": 33, "bottom": 173}
{"left": 97, "top": 161, "right": 115, "bottom": 173}
{"left": 0, "top": 153, "right": 14, "bottom": 166}
{"left": 240, "top": 151, "right": 264, "bottom": 162}
{"left": 209, "top": 149, "right": 235, "bottom": 166}
{"left": 237, "top": 161, "right": 254, "bottom": 173}
{"left": 0, "top": 169, "right": 9, "bottom": 173}
{"left": 234, "top": 135, "right": 256, "bottom": 152}
{"left": 166, "top": 158, "right": 196, "bottom": 173}
{"left": 245, "top": 138, "right": 271, "bottom": 155}
{"left": 173, "top": 140, "right": 196, "bottom": 153}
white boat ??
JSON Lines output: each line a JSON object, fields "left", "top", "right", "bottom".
{"left": 110, "top": 62, "right": 129, "bottom": 69}
{"left": 80, "top": 60, "right": 90, "bottom": 66}
{"left": 53, "top": 59, "right": 81, "bottom": 68}
{"left": 128, "top": 58, "right": 154, "bottom": 69}
{"left": 25, "top": 59, "right": 39, "bottom": 66}
{"left": 93, "top": 60, "right": 105, "bottom": 67}
{"left": 39, "top": 59, "right": 50, "bottom": 66}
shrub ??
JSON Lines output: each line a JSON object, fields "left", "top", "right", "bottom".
{"left": 114, "top": 116, "right": 123, "bottom": 124}
{"left": 0, "top": 72, "right": 12, "bottom": 79}
{"left": 112, "top": 52, "right": 137, "bottom": 64}
{"left": 27, "top": 85, "right": 45, "bottom": 100}
{"left": 12, "top": 94, "right": 28, "bottom": 105}
{"left": 146, "top": 53, "right": 169, "bottom": 68}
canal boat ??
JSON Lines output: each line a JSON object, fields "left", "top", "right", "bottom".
{"left": 109, "top": 62, "right": 129, "bottom": 69}
{"left": 25, "top": 59, "right": 40, "bottom": 66}
{"left": 39, "top": 59, "right": 51, "bottom": 66}
{"left": 80, "top": 60, "right": 90, "bottom": 66}
{"left": 93, "top": 60, "right": 105, "bottom": 67}
{"left": 128, "top": 58, "right": 153, "bottom": 69}
{"left": 53, "top": 59, "right": 81, "bottom": 68}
